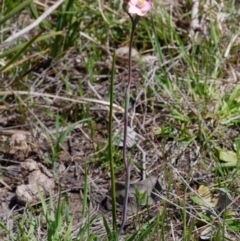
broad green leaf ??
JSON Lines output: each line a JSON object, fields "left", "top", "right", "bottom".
{"left": 190, "top": 185, "right": 215, "bottom": 211}
{"left": 219, "top": 150, "right": 238, "bottom": 163}
{"left": 226, "top": 220, "right": 240, "bottom": 232}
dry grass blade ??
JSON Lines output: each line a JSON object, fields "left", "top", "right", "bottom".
{"left": 0, "top": 0, "right": 65, "bottom": 47}
{"left": 0, "top": 90, "right": 124, "bottom": 112}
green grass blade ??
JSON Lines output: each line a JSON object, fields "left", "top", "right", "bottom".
{"left": 0, "top": 0, "right": 32, "bottom": 25}
{"left": 137, "top": 221, "right": 156, "bottom": 241}
{"left": 37, "top": 187, "right": 47, "bottom": 216}
{"left": 76, "top": 215, "right": 100, "bottom": 240}
{"left": 126, "top": 217, "right": 156, "bottom": 241}
{"left": 0, "top": 31, "right": 63, "bottom": 59}
{"left": 0, "top": 31, "right": 42, "bottom": 72}
{"left": 143, "top": 17, "right": 167, "bottom": 78}
{"left": 57, "top": 118, "right": 89, "bottom": 147}
{"left": 109, "top": 49, "right": 117, "bottom": 236}
{"left": 0, "top": 222, "right": 11, "bottom": 235}
{"left": 102, "top": 214, "right": 111, "bottom": 237}
{"left": 82, "top": 163, "right": 88, "bottom": 217}
{"left": 55, "top": 193, "right": 63, "bottom": 233}
{"left": 29, "top": 2, "right": 51, "bottom": 29}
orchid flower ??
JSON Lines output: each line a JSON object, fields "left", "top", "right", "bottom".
{"left": 118, "top": 0, "right": 153, "bottom": 236}
{"left": 128, "top": 0, "right": 153, "bottom": 16}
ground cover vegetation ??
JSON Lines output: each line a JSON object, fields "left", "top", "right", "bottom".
{"left": 0, "top": 0, "right": 240, "bottom": 240}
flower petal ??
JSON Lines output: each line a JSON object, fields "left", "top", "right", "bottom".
{"left": 128, "top": 0, "right": 153, "bottom": 16}
{"left": 128, "top": 5, "right": 141, "bottom": 14}
{"left": 129, "top": 0, "right": 138, "bottom": 5}
{"left": 141, "top": 1, "right": 153, "bottom": 11}
{"left": 138, "top": 11, "right": 147, "bottom": 16}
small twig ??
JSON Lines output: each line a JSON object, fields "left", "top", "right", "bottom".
{"left": 0, "top": 179, "right": 12, "bottom": 190}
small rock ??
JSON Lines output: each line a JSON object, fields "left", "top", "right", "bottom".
{"left": 16, "top": 159, "right": 55, "bottom": 205}
{"left": 9, "top": 134, "right": 31, "bottom": 161}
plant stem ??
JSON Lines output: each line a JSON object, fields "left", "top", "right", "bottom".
{"left": 109, "top": 50, "right": 117, "bottom": 235}
{"left": 118, "top": 15, "right": 141, "bottom": 236}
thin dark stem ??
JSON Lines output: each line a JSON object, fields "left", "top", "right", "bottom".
{"left": 118, "top": 15, "right": 141, "bottom": 236}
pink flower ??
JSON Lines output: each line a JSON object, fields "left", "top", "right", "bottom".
{"left": 128, "top": 0, "right": 153, "bottom": 16}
